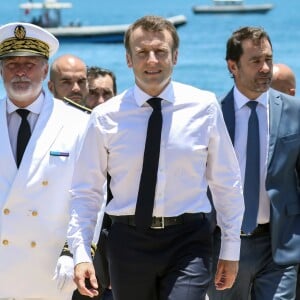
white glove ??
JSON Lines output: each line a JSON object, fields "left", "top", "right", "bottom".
{"left": 53, "top": 255, "right": 77, "bottom": 294}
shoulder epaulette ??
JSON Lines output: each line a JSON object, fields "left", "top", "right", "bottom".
{"left": 63, "top": 97, "right": 92, "bottom": 114}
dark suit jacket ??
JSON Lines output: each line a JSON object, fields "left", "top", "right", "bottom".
{"left": 221, "top": 88, "right": 300, "bottom": 265}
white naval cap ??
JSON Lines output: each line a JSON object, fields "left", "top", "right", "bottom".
{"left": 0, "top": 22, "right": 59, "bottom": 59}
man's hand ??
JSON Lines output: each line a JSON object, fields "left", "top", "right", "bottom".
{"left": 74, "top": 262, "right": 99, "bottom": 298}
{"left": 53, "top": 255, "right": 77, "bottom": 294}
{"left": 214, "top": 259, "right": 238, "bottom": 290}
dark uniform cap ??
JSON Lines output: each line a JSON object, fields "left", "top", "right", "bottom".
{"left": 0, "top": 22, "right": 59, "bottom": 59}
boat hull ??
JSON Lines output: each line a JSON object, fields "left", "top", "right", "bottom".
{"left": 193, "top": 4, "right": 274, "bottom": 14}
{"left": 45, "top": 15, "right": 187, "bottom": 43}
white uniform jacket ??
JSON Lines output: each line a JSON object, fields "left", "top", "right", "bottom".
{"left": 0, "top": 93, "right": 88, "bottom": 298}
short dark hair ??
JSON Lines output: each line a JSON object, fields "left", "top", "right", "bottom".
{"left": 226, "top": 26, "right": 272, "bottom": 63}
{"left": 124, "top": 15, "right": 179, "bottom": 55}
{"left": 87, "top": 66, "right": 117, "bottom": 95}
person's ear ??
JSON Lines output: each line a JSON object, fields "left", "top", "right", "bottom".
{"left": 290, "top": 88, "right": 296, "bottom": 96}
{"left": 173, "top": 49, "right": 178, "bottom": 65}
{"left": 43, "top": 63, "right": 49, "bottom": 80}
{"left": 126, "top": 53, "right": 133, "bottom": 68}
{"left": 48, "top": 80, "right": 54, "bottom": 93}
{"left": 227, "top": 59, "right": 238, "bottom": 76}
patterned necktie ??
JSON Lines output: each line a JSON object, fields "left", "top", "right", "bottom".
{"left": 242, "top": 101, "right": 260, "bottom": 234}
{"left": 135, "top": 98, "right": 163, "bottom": 229}
{"left": 16, "top": 109, "right": 31, "bottom": 168}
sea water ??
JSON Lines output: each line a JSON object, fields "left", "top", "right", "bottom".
{"left": 0, "top": 0, "right": 299, "bottom": 98}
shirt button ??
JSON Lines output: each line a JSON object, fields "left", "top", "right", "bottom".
{"left": 42, "top": 181, "right": 48, "bottom": 186}
{"left": 32, "top": 211, "right": 38, "bottom": 216}
{"left": 2, "top": 239, "right": 9, "bottom": 246}
{"left": 3, "top": 208, "right": 10, "bottom": 215}
{"left": 31, "top": 241, "right": 37, "bottom": 248}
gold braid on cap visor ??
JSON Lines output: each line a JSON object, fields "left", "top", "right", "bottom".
{"left": 0, "top": 37, "right": 50, "bottom": 59}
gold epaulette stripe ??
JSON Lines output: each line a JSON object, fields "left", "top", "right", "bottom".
{"left": 63, "top": 97, "right": 92, "bottom": 114}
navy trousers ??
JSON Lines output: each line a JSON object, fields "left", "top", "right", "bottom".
{"left": 107, "top": 215, "right": 213, "bottom": 300}
{"left": 296, "top": 268, "right": 300, "bottom": 299}
{"left": 100, "top": 289, "right": 113, "bottom": 300}
{"left": 208, "top": 227, "right": 298, "bottom": 300}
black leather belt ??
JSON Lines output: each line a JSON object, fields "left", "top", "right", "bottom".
{"left": 240, "top": 223, "right": 270, "bottom": 237}
{"left": 110, "top": 213, "right": 204, "bottom": 229}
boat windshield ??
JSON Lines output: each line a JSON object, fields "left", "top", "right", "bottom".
{"left": 31, "top": 9, "right": 61, "bottom": 27}
{"left": 19, "top": 1, "right": 73, "bottom": 28}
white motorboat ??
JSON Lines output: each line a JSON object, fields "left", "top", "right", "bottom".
{"left": 18, "top": 0, "right": 187, "bottom": 43}
{"left": 193, "top": 0, "right": 274, "bottom": 14}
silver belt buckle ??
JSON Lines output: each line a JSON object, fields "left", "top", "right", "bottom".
{"left": 151, "top": 217, "right": 165, "bottom": 229}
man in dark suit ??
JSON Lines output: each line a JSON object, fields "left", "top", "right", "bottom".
{"left": 208, "top": 26, "right": 300, "bottom": 299}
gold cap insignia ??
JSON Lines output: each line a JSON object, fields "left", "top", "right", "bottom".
{"left": 14, "top": 25, "right": 26, "bottom": 40}
{"left": 0, "top": 24, "right": 50, "bottom": 59}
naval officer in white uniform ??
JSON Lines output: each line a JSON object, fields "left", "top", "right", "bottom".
{"left": 0, "top": 22, "right": 89, "bottom": 300}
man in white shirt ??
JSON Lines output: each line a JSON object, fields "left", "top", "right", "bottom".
{"left": 67, "top": 15, "right": 244, "bottom": 300}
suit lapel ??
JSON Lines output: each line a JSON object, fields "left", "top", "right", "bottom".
{"left": 221, "top": 88, "right": 235, "bottom": 145}
{"left": 268, "top": 90, "right": 282, "bottom": 166}
{"left": 19, "top": 94, "right": 63, "bottom": 174}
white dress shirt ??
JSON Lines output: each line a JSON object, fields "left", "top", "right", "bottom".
{"left": 7, "top": 92, "right": 44, "bottom": 161}
{"left": 233, "top": 86, "right": 270, "bottom": 224}
{"left": 68, "top": 81, "right": 244, "bottom": 263}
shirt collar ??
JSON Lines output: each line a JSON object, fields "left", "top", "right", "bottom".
{"left": 234, "top": 86, "right": 269, "bottom": 110}
{"left": 7, "top": 90, "right": 45, "bottom": 115}
{"left": 134, "top": 82, "right": 175, "bottom": 107}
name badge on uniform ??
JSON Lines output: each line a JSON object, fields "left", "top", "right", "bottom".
{"left": 50, "top": 151, "right": 69, "bottom": 157}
